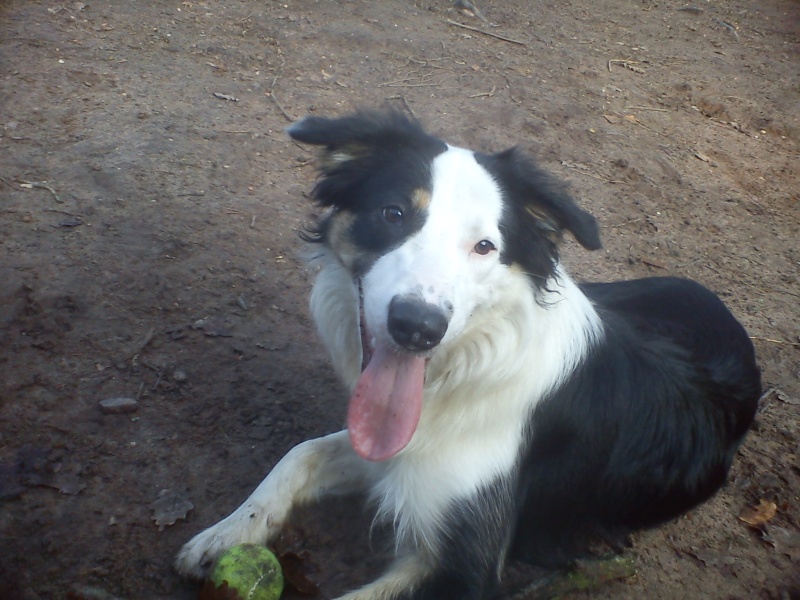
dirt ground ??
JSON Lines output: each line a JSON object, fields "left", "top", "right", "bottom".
{"left": 1, "top": 0, "right": 798, "bottom": 598}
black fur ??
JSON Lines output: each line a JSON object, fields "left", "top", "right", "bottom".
{"left": 290, "top": 111, "right": 446, "bottom": 275}
{"left": 404, "top": 477, "right": 517, "bottom": 600}
{"left": 513, "top": 277, "right": 760, "bottom": 565}
{"left": 477, "top": 148, "right": 601, "bottom": 290}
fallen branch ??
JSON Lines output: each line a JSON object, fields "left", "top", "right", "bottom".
{"left": 380, "top": 78, "right": 449, "bottom": 89}
{"left": 750, "top": 336, "right": 800, "bottom": 348}
{"left": 18, "top": 179, "right": 62, "bottom": 203}
{"left": 445, "top": 19, "right": 527, "bottom": 46}
{"left": 625, "top": 105, "right": 669, "bottom": 112}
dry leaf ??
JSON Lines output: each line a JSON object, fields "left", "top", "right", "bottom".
{"left": 739, "top": 499, "right": 777, "bottom": 527}
{"left": 150, "top": 489, "right": 194, "bottom": 530}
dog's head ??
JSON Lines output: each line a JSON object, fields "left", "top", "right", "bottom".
{"left": 289, "top": 110, "right": 600, "bottom": 460}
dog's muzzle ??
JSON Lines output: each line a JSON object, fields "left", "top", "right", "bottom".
{"left": 388, "top": 296, "right": 450, "bottom": 352}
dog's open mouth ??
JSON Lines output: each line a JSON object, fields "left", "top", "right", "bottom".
{"left": 346, "top": 282, "right": 426, "bottom": 462}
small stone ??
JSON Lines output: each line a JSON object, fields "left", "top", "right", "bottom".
{"left": 173, "top": 370, "right": 187, "bottom": 383}
{"left": 99, "top": 397, "right": 139, "bottom": 414}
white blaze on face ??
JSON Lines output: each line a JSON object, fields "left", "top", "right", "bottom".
{"left": 348, "top": 146, "right": 508, "bottom": 461}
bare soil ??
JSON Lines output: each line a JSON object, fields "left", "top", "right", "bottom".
{"left": 1, "top": 1, "right": 798, "bottom": 599}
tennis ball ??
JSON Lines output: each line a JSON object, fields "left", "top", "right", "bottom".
{"left": 208, "top": 544, "right": 284, "bottom": 600}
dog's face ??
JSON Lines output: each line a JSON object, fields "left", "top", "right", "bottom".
{"left": 290, "top": 111, "right": 600, "bottom": 460}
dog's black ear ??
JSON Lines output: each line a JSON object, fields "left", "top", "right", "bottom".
{"left": 288, "top": 110, "right": 444, "bottom": 172}
{"left": 480, "top": 148, "right": 602, "bottom": 251}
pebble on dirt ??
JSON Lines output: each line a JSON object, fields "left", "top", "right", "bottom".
{"left": 98, "top": 397, "right": 139, "bottom": 414}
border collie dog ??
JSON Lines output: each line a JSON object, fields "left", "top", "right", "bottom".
{"left": 176, "top": 111, "right": 761, "bottom": 599}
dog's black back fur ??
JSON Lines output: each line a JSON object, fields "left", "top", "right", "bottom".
{"left": 512, "top": 277, "right": 760, "bottom": 565}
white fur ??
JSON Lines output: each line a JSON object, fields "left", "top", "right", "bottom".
{"left": 366, "top": 263, "right": 601, "bottom": 554}
{"left": 309, "top": 251, "right": 362, "bottom": 389}
{"left": 362, "top": 146, "right": 505, "bottom": 354}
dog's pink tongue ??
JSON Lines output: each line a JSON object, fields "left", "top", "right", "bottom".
{"left": 347, "top": 345, "right": 425, "bottom": 462}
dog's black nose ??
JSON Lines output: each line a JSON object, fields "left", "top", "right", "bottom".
{"left": 388, "top": 297, "right": 449, "bottom": 352}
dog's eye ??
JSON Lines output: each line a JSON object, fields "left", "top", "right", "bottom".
{"left": 382, "top": 206, "right": 404, "bottom": 226}
{"left": 474, "top": 240, "right": 496, "bottom": 255}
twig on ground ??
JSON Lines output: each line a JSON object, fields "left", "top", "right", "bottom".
{"left": 758, "top": 386, "right": 778, "bottom": 406}
{"left": 561, "top": 162, "right": 624, "bottom": 184}
{"left": 445, "top": 19, "right": 527, "bottom": 46}
{"left": 609, "top": 217, "right": 642, "bottom": 228}
{"left": 380, "top": 78, "right": 450, "bottom": 89}
{"left": 18, "top": 179, "right": 62, "bottom": 203}
{"left": 750, "top": 337, "right": 800, "bottom": 348}
{"left": 469, "top": 86, "right": 496, "bottom": 98}
{"left": 641, "top": 258, "right": 668, "bottom": 269}
{"left": 269, "top": 75, "right": 293, "bottom": 122}
{"left": 386, "top": 95, "right": 418, "bottom": 119}
{"left": 623, "top": 114, "right": 660, "bottom": 134}
{"left": 712, "top": 18, "right": 739, "bottom": 40}
{"left": 625, "top": 106, "right": 668, "bottom": 112}
{"left": 127, "top": 328, "right": 156, "bottom": 363}
{"left": 152, "top": 370, "right": 163, "bottom": 391}
{"left": 45, "top": 208, "right": 82, "bottom": 217}
{"left": 379, "top": 70, "right": 438, "bottom": 88}
{"left": 608, "top": 59, "right": 645, "bottom": 74}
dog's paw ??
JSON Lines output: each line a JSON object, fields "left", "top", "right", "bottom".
{"left": 175, "top": 527, "right": 228, "bottom": 579}
{"left": 175, "top": 515, "right": 273, "bottom": 579}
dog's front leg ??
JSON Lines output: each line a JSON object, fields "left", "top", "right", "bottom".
{"left": 175, "top": 429, "right": 369, "bottom": 578}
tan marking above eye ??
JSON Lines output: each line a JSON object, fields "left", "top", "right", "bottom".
{"left": 412, "top": 188, "right": 431, "bottom": 211}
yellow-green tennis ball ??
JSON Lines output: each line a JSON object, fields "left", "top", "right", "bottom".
{"left": 209, "top": 544, "right": 284, "bottom": 600}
